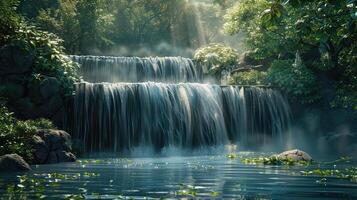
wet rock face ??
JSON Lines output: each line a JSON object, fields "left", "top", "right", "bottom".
{"left": 0, "top": 45, "right": 34, "bottom": 76}
{"left": 0, "top": 154, "right": 31, "bottom": 172}
{"left": 32, "top": 129, "right": 76, "bottom": 164}
{"left": 276, "top": 149, "right": 312, "bottom": 162}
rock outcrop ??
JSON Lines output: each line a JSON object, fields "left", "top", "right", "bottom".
{"left": 276, "top": 149, "right": 312, "bottom": 162}
{"left": 0, "top": 154, "right": 31, "bottom": 172}
{"left": 32, "top": 129, "right": 76, "bottom": 164}
{"left": 0, "top": 45, "right": 34, "bottom": 76}
{"left": 0, "top": 44, "right": 67, "bottom": 122}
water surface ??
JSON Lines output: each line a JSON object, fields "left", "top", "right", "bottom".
{"left": 1, "top": 152, "right": 356, "bottom": 199}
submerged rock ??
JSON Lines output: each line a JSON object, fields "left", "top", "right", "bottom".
{"left": 276, "top": 149, "right": 312, "bottom": 162}
{"left": 32, "top": 129, "right": 76, "bottom": 164}
{"left": 0, "top": 154, "right": 31, "bottom": 172}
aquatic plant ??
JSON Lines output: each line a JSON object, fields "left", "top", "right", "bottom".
{"left": 176, "top": 184, "right": 198, "bottom": 197}
{"left": 301, "top": 168, "right": 357, "bottom": 183}
{"left": 0, "top": 171, "right": 103, "bottom": 200}
{"left": 240, "top": 156, "right": 310, "bottom": 166}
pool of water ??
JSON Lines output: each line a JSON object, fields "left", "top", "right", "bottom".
{"left": 1, "top": 152, "right": 356, "bottom": 199}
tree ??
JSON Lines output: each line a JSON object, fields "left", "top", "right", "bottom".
{"left": 224, "top": 0, "right": 357, "bottom": 109}
{"left": 76, "top": 0, "right": 98, "bottom": 54}
{"left": 0, "top": 0, "right": 21, "bottom": 46}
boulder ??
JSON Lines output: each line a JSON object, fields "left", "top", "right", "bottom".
{"left": 0, "top": 154, "right": 31, "bottom": 172}
{"left": 31, "top": 135, "right": 49, "bottom": 164}
{"left": 32, "top": 129, "right": 76, "bottom": 164}
{"left": 0, "top": 45, "right": 34, "bottom": 76}
{"left": 276, "top": 149, "right": 312, "bottom": 162}
{"left": 37, "top": 129, "right": 71, "bottom": 150}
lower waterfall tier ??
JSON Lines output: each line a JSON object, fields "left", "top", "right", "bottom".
{"left": 63, "top": 82, "right": 291, "bottom": 152}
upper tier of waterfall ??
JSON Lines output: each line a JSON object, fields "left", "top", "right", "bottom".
{"left": 70, "top": 55, "right": 203, "bottom": 83}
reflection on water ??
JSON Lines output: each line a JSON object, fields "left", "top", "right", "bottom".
{"left": 0, "top": 152, "right": 356, "bottom": 199}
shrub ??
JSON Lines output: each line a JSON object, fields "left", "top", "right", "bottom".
{"left": 0, "top": 105, "right": 55, "bottom": 162}
{"left": 0, "top": 0, "right": 20, "bottom": 46}
{"left": 10, "top": 23, "right": 79, "bottom": 97}
{"left": 267, "top": 54, "right": 320, "bottom": 104}
{"left": 229, "top": 70, "right": 268, "bottom": 85}
{"left": 194, "top": 43, "right": 239, "bottom": 75}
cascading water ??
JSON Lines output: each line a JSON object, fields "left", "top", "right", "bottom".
{"left": 70, "top": 55, "right": 202, "bottom": 83}
{"left": 64, "top": 56, "right": 291, "bottom": 153}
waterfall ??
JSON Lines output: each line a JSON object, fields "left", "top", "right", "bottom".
{"left": 64, "top": 56, "right": 291, "bottom": 153}
{"left": 70, "top": 56, "right": 203, "bottom": 83}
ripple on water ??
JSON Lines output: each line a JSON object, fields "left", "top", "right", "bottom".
{"left": 0, "top": 153, "right": 356, "bottom": 199}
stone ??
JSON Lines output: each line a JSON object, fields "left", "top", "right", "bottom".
{"left": 31, "top": 135, "right": 49, "bottom": 164}
{"left": 33, "top": 129, "right": 76, "bottom": 164}
{"left": 276, "top": 149, "right": 312, "bottom": 162}
{"left": 37, "top": 129, "right": 71, "bottom": 148}
{"left": 0, "top": 45, "right": 34, "bottom": 76}
{"left": 0, "top": 154, "right": 31, "bottom": 172}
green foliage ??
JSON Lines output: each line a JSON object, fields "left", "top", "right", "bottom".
{"left": 267, "top": 55, "right": 320, "bottom": 104}
{"left": 230, "top": 70, "right": 268, "bottom": 85}
{"left": 8, "top": 23, "right": 79, "bottom": 96}
{"left": 1, "top": 1, "right": 79, "bottom": 98}
{"left": 18, "top": 0, "right": 220, "bottom": 55}
{"left": 223, "top": 0, "right": 357, "bottom": 108}
{"left": 241, "top": 156, "right": 310, "bottom": 166}
{"left": 194, "top": 43, "right": 239, "bottom": 75}
{"left": 35, "top": 0, "right": 80, "bottom": 53}
{"left": 18, "top": 0, "right": 60, "bottom": 18}
{"left": 0, "top": 0, "right": 21, "bottom": 45}
{"left": 224, "top": 0, "right": 268, "bottom": 35}
{"left": 0, "top": 105, "right": 55, "bottom": 162}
